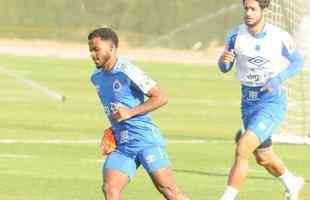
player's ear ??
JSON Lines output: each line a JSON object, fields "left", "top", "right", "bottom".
{"left": 110, "top": 43, "right": 116, "bottom": 53}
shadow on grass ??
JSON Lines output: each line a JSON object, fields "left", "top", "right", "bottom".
{"left": 174, "top": 169, "right": 310, "bottom": 183}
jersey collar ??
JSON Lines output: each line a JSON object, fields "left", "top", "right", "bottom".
{"left": 109, "top": 56, "right": 124, "bottom": 73}
{"left": 249, "top": 23, "right": 267, "bottom": 39}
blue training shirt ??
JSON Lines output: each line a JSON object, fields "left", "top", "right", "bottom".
{"left": 91, "top": 57, "right": 165, "bottom": 151}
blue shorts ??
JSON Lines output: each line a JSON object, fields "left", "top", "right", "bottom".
{"left": 242, "top": 103, "right": 286, "bottom": 142}
{"left": 102, "top": 145, "right": 171, "bottom": 180}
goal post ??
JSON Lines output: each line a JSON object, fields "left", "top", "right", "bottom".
{"left": 266, "top": 0, "right": 310, "bottom": 144}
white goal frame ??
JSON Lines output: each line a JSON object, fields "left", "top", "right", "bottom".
{"left": 266, "top": 0, "right": 310, "bottom": 144}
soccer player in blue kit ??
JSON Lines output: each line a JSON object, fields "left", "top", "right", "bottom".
{"left": 217, "top": 0, "right": 304, "bottom": 200}
{"left": 88, "top": 27, "right": 189, "bottom": 200}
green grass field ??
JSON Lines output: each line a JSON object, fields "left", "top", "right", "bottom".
{"left": 0, "top": 54, "right": 309, "bottom": 200}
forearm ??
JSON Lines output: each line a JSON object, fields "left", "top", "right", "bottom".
{"left": 262, "top": 50, "right": 304, "bottom": 92}
{"left": 219, "top": 30, "right": 237, "bottom": 73}
{"left": 130, "top": 95, "right": 168, "bottom": 116}
{"left": 278, "top": 50, "right": 304, "bottom": 82}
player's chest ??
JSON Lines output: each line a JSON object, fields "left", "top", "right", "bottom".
{"left": 235, "top": 34, "right": 282, "bottom": 58}
{"left": 96, "top": 73, "right": 132, "bottom": 100}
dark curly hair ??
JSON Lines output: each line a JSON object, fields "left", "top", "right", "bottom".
{"left": 88, "top": 27, "right": 119, "bottom": 48}
{"left": 243, "top": 0, "right": 270, "bottom": 9}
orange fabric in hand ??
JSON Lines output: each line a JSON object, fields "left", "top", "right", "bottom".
{"left": 100, "top": 127, "right": 116, "bottom": 155}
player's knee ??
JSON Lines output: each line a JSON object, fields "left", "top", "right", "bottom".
{"left": 235, "top": 143, "right": 252, "bottom": 160}
{"left": 157, "top": 184, "right": 178, "bottom": 200}
{"left": 101, "top": 182, "right": 121, "bottom": 196}
{"left": 235, "top": 133, "right": 259, "bottom": 160}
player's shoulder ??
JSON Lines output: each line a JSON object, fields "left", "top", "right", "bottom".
{"left": 225, "top": 25, "right": 242, "bottom": 44}
{"left": 91, "top": 68, "right": 101, "bottom": 76}
{"left": 265, "top": 23, "right": 282, "bottom": 32}
{"left": 226, "top": 24, "right": 247, "bottom": 40}
{"left": 266, "top": 23, "right": 291, "bottom": 38}
{"left": 117, "top": 56, "right": 156, "bottom": 93}
{"left": 227, "top": 25, "right": 243, "bottom": 37}
{"left": 117, "top": 57, "right": 145, "bottom": 78}
{"left": 90, "top": 68, "right": 101, "bottom": 85}
{"left": 266, "top": 24, "right": 296, "bottom": 53}
{"left": 118, "top": 57, "right": 140, "bottom": 70}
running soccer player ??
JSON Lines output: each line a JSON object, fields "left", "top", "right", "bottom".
{"left": 217, "top": 0, "right": 304, "bottom": 200}
{"left": 88, "top": 27, "right": 189, "bottom": 200}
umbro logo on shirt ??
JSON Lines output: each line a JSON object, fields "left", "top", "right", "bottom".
{"left": 248, "top": 56, "right": 269, "bottom": 67}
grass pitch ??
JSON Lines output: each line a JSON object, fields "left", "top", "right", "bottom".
{"left": 0, "top": 54, "right": 309, "bottom": 200}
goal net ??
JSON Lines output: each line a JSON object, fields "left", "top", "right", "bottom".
{"left": 266, "top": 0, "right": 310, "bottom": 144}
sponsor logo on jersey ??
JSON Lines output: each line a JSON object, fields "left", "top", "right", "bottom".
{"left": 246, "top": 73, "right": 261, "bottom": 82}
{"left": 248, "top": 56, "right": 269, "bottom": 67}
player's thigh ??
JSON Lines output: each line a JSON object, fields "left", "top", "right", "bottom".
{"left": 103, "top": 169, "right": 129, "bottom": 192}
{"left": 246, "top": 105, "right": 285, "bottom": 143}
{"left": 103, "top": 151, "right": 137, "bottom": 184}
{"left": 150, "top": 167, "right": 178, "bottom": 192}
{"left": 138, "top": 145, "right": 171, "bottom": 174}
{"left": 138, "top": 146, "right": 175, "bottom": 190}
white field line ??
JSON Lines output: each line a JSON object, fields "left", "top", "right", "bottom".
{"left": 0, "top": 154, "right": 265, "bottom": 174}
{"left": 0, "top": 170, "right": 36, "bottom": 175}
{"left": 0, "top": 154, "right": 36, "bottom": 159}
{"left": 0, "top": 97, "right": 28, "bottom": 102}
{"left": 0, "top": 65, "right": 65, "bottom": 102}
{"left": 0, "top": 139, "right": 233, "bottom": 145}
{"left": 1, "top": 137, "right": 309, "bottom": 145}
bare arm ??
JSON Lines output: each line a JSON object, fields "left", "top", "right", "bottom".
{"left": 112, "top": 85, "right": 168, "bottom": 122}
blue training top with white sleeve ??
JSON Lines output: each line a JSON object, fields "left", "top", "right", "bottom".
{"left": 91, "top": 57, "right": 165, "bottom": 155}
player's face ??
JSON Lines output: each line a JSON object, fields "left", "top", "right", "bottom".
{"left": 88, "top": 37, "right": 114, "bottom": 70}
{"left": 243, "top": 0, "right": 263, "bottom": 28}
